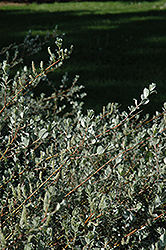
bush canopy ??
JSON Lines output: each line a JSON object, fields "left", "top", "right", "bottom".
{"left": 0, "top": 30, "right": 166, "bottom": 249}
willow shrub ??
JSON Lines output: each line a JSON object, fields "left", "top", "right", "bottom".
{"left": 0, "top": 31, "right": 166, "bottom": 250}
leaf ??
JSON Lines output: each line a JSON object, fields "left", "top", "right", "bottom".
{"left": 21, "top": 136, "right": 30, "bottom": 147}
{"left": 159, "top": 231, "right": 166, "bottom": 246}
{"left": 56, "top": 203, "right": 60, "bottom": 211}
{"left": 118, "top": 166, "right": 123, "bottom": 175}
{"left": 140, "top": 94, "right": 144, "bottom": 101}
{"left": 149, "top": 82, "right": 156, "bottom": 92}
{"left": 24, "top": 244, "right": 33, "bottom": 250}
{"left": 116, "top": 156, "right": 122, "bottom": 164}
{"left": 20, "top": 111, "right": 24, "bottom": 119}
{"left": 142, "top": 98, "right": 149, "bottom": 105}
{"left": 133, "top": 98, "right": 138, "bottom": 106}
{"left": 164, "top": 158, "right": 166, "bottom": 164}
{"left": 97, "top": 145, "right": 105, "bottom": 155}
{"left": 20, "top": 206, "right": 27, "bottom": 228}
{"left": 10, "top": 116, "right": 15, "bottom": 124}
{"left": 99, "top": 195, "right": 106, "bottom": 210}
{"left": 43, "top": 191, "right": 50, "bottom": 212}
{"left": 143, "top": 88, "right": 149, "bottom": 99}
{"left": 154, "top": 195, "right": 161, "bottom": 206}
{"left": 38, "top": 128, "right": 48, "bottom": 139}
{"left": 0, "top": 227, "right": 6, "bottom": 247}
{"left": 163, "top": 102, "right": 166, "bottom": 110}
{"left": 80, "top": 118, "right": 85, "bottom": 127}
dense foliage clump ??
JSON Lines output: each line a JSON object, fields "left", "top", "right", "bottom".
{"left": 0, "top": 31, "right": 166, "bottom": 250}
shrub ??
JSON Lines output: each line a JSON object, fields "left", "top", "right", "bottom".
{"left": 0, "top": 30, "right": 166, "bottom": 250}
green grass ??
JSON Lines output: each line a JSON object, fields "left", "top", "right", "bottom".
{"left": 0, "top": 1, "right": 166, "bottom": 114}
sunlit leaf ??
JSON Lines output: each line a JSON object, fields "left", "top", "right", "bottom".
{"left": 97, "top": 145, "right": 105, "bottom": 155}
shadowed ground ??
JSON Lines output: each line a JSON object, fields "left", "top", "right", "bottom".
{"left": 0, "top": 2, "right": 166, "bottom": 114}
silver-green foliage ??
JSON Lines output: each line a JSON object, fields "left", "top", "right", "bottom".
{"left": 0, "top": 31, "right": 165, "bottom": 250}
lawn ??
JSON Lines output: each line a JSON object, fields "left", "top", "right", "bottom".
{"left": 0, "top": 1, "right": 166, "bottom": 114}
